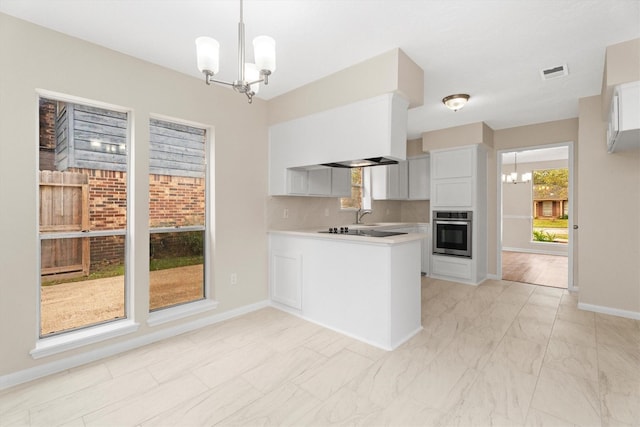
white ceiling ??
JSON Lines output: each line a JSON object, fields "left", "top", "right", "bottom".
{"left": 1, "top": 0, "right": 639, "bottom": 138}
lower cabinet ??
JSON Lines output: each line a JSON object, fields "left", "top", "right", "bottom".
{"left": 431, "top": 254, "right": 472, "bottom": 281}
{"left": 270, "top": 251, "right": 302, "bottom": 310}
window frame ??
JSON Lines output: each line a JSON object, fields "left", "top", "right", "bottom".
{"left": 33, "top": 89, "right": 138, "bottom": 357}
{"left": 146, "top": 113, "right": 217, "bottom": 326}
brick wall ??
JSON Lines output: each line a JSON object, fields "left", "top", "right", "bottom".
{"left": 67, "top": 168, "right": 205, "bottom": 268}
{"left": 149, "top": 174, "right": 205, "bottom": 228}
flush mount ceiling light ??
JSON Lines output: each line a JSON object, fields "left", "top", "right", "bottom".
{"left": 195, "top": 0, "right": 276, "bottom": 103}
{"left": 442, "top": 94, "right": 470, "bottom": 112}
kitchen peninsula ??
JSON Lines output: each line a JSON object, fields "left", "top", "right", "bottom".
{"left": 268, "top": 225, "right": 426, "bottom": 350}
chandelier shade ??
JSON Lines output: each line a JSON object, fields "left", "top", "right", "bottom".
{"left": 195, "top": 37, "right": 220, "bottom": 75}
{"left": 253, "top": 36, "right": 276, "bottom": 73}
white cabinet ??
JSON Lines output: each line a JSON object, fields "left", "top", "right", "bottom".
{"left": 408, "top": 156, "right": 430, "bottom": 200}
{"left": 429, "top": 144, "right": 487, "bottom": 285}
{"left": 430, "top": 146, "right": 479, "bottom": 209}
{"left": 270, "top": 251, "right": 302, "bottom": 310}
{"left": 431, "top": 254, "right": 472, "bottom": 280}
{"left": 287, "top": 169, "right": 308, "bottom": 195}
{"left": 308, "top": 168, "right": 332, "bottom": 195}
{"left": 285, "top": 167, "right": 351, "bottom": 197}
{"left": 372, "top": 156, "right": 430, "bottom": 201}
{"left": 607, "top": 81, "right": 640, "bottom": 153}
{"left": 371, "top": 162, "right": 408, "bottom": 200}
{"left": 331, "top": 168, "right": 352, "bottom": 197}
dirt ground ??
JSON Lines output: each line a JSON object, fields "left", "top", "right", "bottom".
{"left": 40, "top": 264, "right": 203, "bottom": 335}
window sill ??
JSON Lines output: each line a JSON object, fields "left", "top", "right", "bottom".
{"left": 147, "top": 299, "right": 219, "bottom": 327}
{"left": 31, "top": 320, "right": 139, "bottom": 359}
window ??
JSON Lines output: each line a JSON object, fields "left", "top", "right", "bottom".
{"left": 340, "top": 168, "right": 362, "bottom": 209}
{"left": 38, "top": 98, "right": 129, "bottom": 337}
{"left": 148, "top": 118, "right": 207, "bottom": 311}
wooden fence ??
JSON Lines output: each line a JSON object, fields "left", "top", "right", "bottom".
{"left": 40, "top": 170, "right": 90, "bottom": 277}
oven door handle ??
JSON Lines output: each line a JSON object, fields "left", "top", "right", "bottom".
{"left": 435, "top": 221, "right": 469, "bottom": 226}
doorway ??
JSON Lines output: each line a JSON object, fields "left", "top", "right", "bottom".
{"left": 497, "top": 143, "right": 574, "bottom": 290}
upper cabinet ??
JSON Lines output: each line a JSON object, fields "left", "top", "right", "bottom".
{"left": 607, "top": 81, "right": 640, "bottom": 153}
{"left": 286, "top": 167, "right": 351, "bottom": 197}
{"left": 430, "top": 145, "right": 485, "bottom": 209}
{"left": 269, "top": 93, "right": 409, "bottom": 195}
{"left": 371, "top": 162, "right": 408, "bottom": 200}
{"left": 371, "top": 155, "right": 430, "bottom": 201}
{"left": 408, "top": 156, "right": 430, "bottom": 200}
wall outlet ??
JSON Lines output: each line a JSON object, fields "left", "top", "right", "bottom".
{"left": 324, "top": 208, "right": 329, "bottom": 216}
{"left": 283, "top": 208, "right": 289, "bottom": 219}
{"left": 230, "top": 273, "right": 237, "bottom": 285}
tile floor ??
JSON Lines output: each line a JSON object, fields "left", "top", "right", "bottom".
{"left": 1, "top": 277, "right": 639, "bottom": 426}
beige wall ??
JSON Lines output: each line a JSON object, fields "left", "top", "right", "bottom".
{"left": 578, "top": 95, "right": 640, "bottom": 313}
{"left": 502, "top": 159, "right": 569, "bottom": 255}
{"left": 267, "top": 48, "right": 423, "bottom": 125}
{"left": 422, "top": 122, "right": 491, "bottom": 151}
{"left": 0, "top": 14, "right": 269, "bottom": 376}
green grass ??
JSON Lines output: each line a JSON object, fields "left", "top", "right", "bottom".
{"left": 150, "top": 255, "right": 203, "bottom": 271}
{"left": 42, "top": 255, "right": 203, "bottom": 286}
{"left": 533, "top": 218, "right": 568, "bottom": 228}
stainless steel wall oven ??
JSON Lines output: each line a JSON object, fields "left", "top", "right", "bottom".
{"left": 432, "top": 211, "right": 472, "bottom": 258}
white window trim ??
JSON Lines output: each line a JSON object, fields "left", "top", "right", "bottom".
{"left": 31, "top": 319, "right": 139, "bottom": 359}
{"left": 147, "top": 299, "right": 219, "bottom": 327}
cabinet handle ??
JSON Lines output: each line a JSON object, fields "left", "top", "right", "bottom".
{"left": 573, "top": 225, "right": 579, "bottom": 230}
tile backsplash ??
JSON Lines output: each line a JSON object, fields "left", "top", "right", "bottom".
{"left": 267, "top": 196, "right": 429, "bottom": 230}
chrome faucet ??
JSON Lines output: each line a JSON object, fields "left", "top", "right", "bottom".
{"left": 355, "top": 208, "right": 372, "bottom": 224}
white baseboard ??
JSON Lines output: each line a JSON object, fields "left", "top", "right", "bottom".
{"left": 0, "top": 300, "right": 269, "bottom": 391}
{"left": 578, "top": 302, "right": 640, "bottom": 320}
{"left": 486, "top": 273, "right": 499, "bottom": 280}
{"left": 503, "top": 247, "right": 567, "bottom": 257}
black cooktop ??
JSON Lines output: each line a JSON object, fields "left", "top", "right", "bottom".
{"left": 318, "top": 227, "right": 407, "bottom": 238}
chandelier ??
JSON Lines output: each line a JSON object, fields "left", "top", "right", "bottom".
{"left": 195, "top": 0, "right": 276, "bottom": 103}
{"left": 502, "top": 152, "right": 532, "bottom": 184}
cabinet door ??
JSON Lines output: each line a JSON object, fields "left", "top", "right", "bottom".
{"left": 287, "top": 169, "right": 308, "bottom": 194}
{"left": 408, "top": 156, "right": 430, "bottom": 200}
{"left": 432, "top": 147, "right": 473, "bottom": 179}
{"left": 372, "top": 162, "right": 408, "bottom": 200}
{"left": 271, "top": 252, "right": 302, "bottom": 309}
{"left": 389, "top": 162, "right": 408, "bottom": 199}
{"left": 370, "top": 166, "right": 388, "bottom": 200}
{"left": 308, "top": 168, "right": 332, "bottom": 195}
{"left": 432, "top": 179, "right": 473, "bottom": 207}
{"left": 331, "top": 168, "right": 352, "bottom": 197}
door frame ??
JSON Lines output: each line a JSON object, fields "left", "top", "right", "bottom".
{"left": 496, "top": 141, "right": 576, "bottom": 291}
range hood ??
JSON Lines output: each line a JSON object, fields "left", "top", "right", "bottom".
{"left": 321, "top": 157, "right": 399, "bottom": 168}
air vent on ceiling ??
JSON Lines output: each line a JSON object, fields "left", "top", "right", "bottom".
{"left": 540, "top": 64, "right": 569, "bottom": 80}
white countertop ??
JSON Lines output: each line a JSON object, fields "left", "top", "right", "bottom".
{"left": 268, "top": 222, "right": 429, "bottom": 246}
